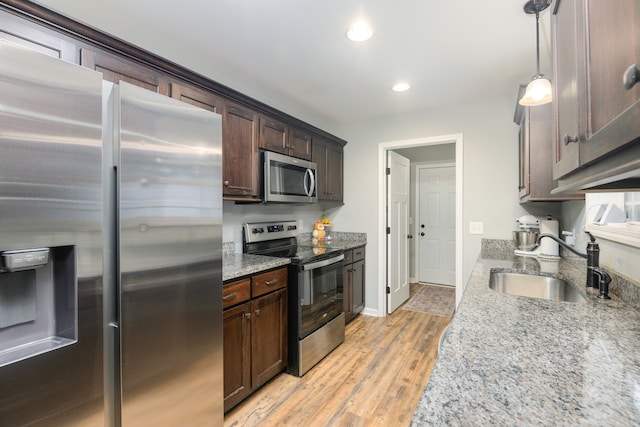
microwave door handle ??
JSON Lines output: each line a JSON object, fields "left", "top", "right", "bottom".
{"left": 304, "top": 168, "right": 315, "bottom": 197}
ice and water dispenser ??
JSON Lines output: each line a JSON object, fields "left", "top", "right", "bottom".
{"left": 0, "top": 246, "right": 77, "bottom": 366}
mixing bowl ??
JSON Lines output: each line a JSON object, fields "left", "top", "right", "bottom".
{"left": 513, "top": 230, "right": 539, "bottom": 250}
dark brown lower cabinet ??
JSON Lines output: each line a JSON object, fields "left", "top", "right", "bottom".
{"left": 223, "top": 301, "right": 251, "bottom": 410}
{"left": 251, "top": 288, "right": 287, "bottom": 389}
{"left": 223, "top": 268, "right": 287, "bottom": 412}
{"left": 343, "top": 246, "right": 365, "bottom": 323}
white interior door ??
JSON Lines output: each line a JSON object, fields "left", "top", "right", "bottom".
{"left": 387, "top": 151, "right": 410, "bottom": 313}
{"left": 418, "top": 165, "right": 456, "bottom": 286}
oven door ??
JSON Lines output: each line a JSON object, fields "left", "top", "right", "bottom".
{"left": 297, "top": 254, "right": 343, "bottom": 339}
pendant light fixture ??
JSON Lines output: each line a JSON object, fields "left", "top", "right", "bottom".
{"left": 519, "top": 0, "right": 552, "bottom": 106}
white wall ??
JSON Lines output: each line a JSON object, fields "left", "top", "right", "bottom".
{"left": 334, "top": 98, "right": 532, "bottom": 313}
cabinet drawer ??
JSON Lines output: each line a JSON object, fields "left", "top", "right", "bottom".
{"left": 252, "top": 267, "right": 287, "bottom": 297}
{"left": 352, "top": 246, "right": 365, "bottom": 262}
{"left": 223, "top": 278, "right": 251, "bottom": 309}
{"left": 343, "top": 249, "right": 353, "bottom": 264}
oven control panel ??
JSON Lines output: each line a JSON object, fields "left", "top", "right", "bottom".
{"left": 243, "top": 220, "right": 299, "bottom": 243}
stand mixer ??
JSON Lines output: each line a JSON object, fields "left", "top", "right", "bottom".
{"left": 513, "top": 215, "right": 560, "bottom": 259}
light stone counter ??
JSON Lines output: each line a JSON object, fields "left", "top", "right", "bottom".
{"left": 222, "top": 253, "right": 290, "bottom": 282}
{"left": 222, "top": 232, "right": 366, "bottom": 282}
{"left": 411, "top": 241, "right": 640, "bottom": 426}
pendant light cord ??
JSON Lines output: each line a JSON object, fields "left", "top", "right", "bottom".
{"left": 535, "top": 9, "right": 541, "bottom": 76}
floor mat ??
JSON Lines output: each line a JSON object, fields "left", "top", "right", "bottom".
{"left": 402, "top": 284, "right": 455, "bottom": 317}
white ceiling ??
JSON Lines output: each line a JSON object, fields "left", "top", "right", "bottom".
{"left": 33, "top": 0, "right": 553, "bottom": 131}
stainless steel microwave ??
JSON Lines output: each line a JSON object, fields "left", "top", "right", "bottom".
{"left": 263, "top": 151, "right": 317, "bottom": 203}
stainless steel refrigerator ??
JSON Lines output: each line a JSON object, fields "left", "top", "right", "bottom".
{"left": 0, "top": 40, "right": 223, "bottom": 426}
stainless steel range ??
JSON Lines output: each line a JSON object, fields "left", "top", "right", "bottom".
{"left": 243, "top": 220, "right": 345, "bottom": 376}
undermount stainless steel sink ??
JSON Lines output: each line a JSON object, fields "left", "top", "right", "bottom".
{"left": 489, "top": 271, "right": 587, "bottom": 303}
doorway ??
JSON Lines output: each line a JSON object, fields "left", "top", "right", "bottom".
{"left": 377, "top": 134, "right": 463, "bottom": 316}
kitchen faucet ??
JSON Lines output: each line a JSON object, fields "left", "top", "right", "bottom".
{"left": 535, "top": 231, "right": 611, "bottom": 299}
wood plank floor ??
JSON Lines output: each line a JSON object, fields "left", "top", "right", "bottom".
{"left": 224, "top": 284, "right": 451, "bottom": 427}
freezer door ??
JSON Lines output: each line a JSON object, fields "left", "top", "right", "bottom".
{"left": 0, "top": 41, "right": 104, "bottom": 425}
{"left": 117, "top": 81, "right": 223, "bottom": 425}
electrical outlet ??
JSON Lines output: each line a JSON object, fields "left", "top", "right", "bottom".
{"left": 469, "top": 221, "right": 484, "bottom": 235}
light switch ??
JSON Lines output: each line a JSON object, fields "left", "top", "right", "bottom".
{"left": 469, "top": 221, "right": 484, "bottom": 235}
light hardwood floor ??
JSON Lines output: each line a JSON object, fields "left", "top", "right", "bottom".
{"left": 224, "top": 284, "right": 451, "bottom": 427}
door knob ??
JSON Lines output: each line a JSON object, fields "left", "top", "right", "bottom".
{"left": 623, "top": 64, "right": 639, "bottom": 90}
{"left": 420, "top": 232, "right": 425, "bottom": 237}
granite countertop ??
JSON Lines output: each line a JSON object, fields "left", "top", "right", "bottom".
{"left": 412, "top": 246, "right": 640, "bottom": 426}
{"left": 222, "top": 253, "right": 290, "bottom": 282}
{"left": 297, "top": 231, "right": 367, "bottom": 251}
{"left": 223, "top": 232, "right": 366, "bottom": 282}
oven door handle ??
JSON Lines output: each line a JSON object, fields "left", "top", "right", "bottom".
{"left": 302, "top": 254, "right": 344, "bottom": 271}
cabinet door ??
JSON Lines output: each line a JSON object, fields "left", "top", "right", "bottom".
{"left": 251, "top": 288, "right": 287, "bottom": 389}
{"left": 170, "top": 82, "right": 223, "bottom": 113}
{"left": 80, "top": 48, "right": 170, "bottom": 95}
{"left": 326, "top": 143, "right": 344, "bottom": 202}
{"left": 312, "top": 138, "right": 344, "bottom": 202}
{"left": 518, "top": 107, "right": 530, "bottom": 199}
{"left": 223, "top": 302, "right": 251, "bottom": 412}
{"left": 288, "top": 128, "right": 312, "bottom": 160}
{"left": 582, "top": 0, "right": 640, "bottom": 163}
{"left": 551, "top": 0, "right": 585, "bottom": 180}
{"left": 259, "top": 116, "right": 288, "bottom": 155}
{"left": 342, "top": 264, "right": 353, "bottom": 322}
{"left": 312, "top": 139, "right": 329, "bottom": 200}
{"left": 351, "top": 259, "right": 365, "bottom": 316}
{"left": 222, "top": 102, "right": 260, "bottom": 200}
{"left": 521, "top": 103, "right": 583, "bottom": 201}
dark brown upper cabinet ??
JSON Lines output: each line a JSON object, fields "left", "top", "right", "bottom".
{"left": 170, "top": 82, "right": 223, "bottom": 113}
{"left": 80, "top": 48, "right": 170, "bottom": 95}
{"left": 312, "top": 137, "right": 344, "bottom": 203}
{"left": 170, "top": 84, "right": 260, "bottom": 202}
{"left": 515, "top": 96, "right": 583, "bottom": 202}
{"left": 580, "top": 0, "right": 640, "bottom": 164}
{"left": 551, "top": 0, "right": 640, "bottom": 186}
{"left": 222, "top": 102, "right": 261, "bottom": 201}
{"left": 259, "top": 116, "right": 312, "bottom": 161}
{"left": 288, "top": 128, "right": 313, "bottom": 161}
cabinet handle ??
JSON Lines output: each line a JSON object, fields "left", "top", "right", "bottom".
{"left": 244, "top": 313, "right": 251, "bottom": 320}
{"left": 222, "top": 292, "right": 237, "bottom": 301}
{"left": 265, "top": 279, "right": 278, "bottom": 286}
{"left": 563, "top": 134, "right": 579, "bottom": 145}
{"left": 623, "top": 64, "right": 639, "bottom": 90}
{"left": 255, "top": 309, "right": 261, "bottom": 316}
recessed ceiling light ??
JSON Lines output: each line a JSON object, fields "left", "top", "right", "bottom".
{"left": 346, "top": 21, "right": 373, "bottom": 42}
{"left": 392, "top": 82, "right": 411, "bottom": 92}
